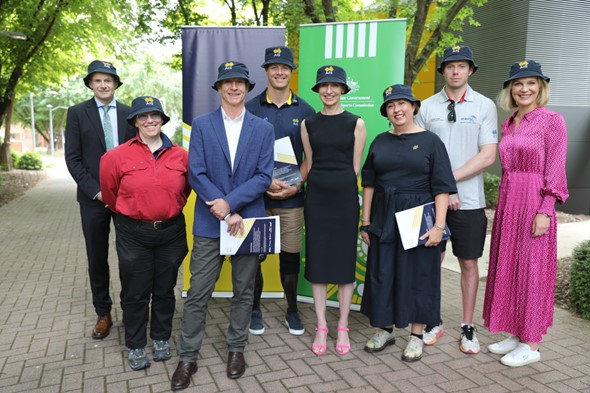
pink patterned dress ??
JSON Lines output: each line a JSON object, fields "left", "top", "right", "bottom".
{"left": 483, "top": 106, "right": 568, "bottom": 343}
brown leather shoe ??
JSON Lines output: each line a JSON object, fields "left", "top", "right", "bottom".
{"left": 171, "top": 361, "right": 198, "bottom": 391}
{"left": 91, "top": 314, "right": 112, "bottom": 339}
{"left": 226, "top": 351, "right": 246, "bottom": 379}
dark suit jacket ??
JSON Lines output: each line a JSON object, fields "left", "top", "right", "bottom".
{"left": 65, "top": 97, "right": 136, "bottom": 205}
{"left": 189, "top": 108, "right": 274, "bottom": 238}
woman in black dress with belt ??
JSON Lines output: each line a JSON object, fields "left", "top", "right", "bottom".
{"left": 360, "top": 85, "right": 456, "bottom": 362}
{"left": 301, "top": 65, "right": 367, "bottom": 355}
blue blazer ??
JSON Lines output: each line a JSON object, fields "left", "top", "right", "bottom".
{"left": 189, "top": 108, "right": 274, "bottom": 238}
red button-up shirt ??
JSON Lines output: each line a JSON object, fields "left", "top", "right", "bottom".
{"left": 100, "top": 135, "right": 191, "bottom": 221}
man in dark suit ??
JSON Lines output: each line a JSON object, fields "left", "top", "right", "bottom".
{"left": 171, "top": 61, "right": 274, "bottom": 391}
{"left": 65, "top": 60, "right": 136, "bottom": 340}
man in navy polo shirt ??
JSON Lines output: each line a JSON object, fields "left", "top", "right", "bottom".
{"left": 245, "top": 46, "right": 315, "bottom": 336}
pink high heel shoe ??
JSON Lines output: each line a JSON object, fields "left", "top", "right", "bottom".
{"left": 336, "top": 327, "right": 351, "bottom": 355}
{"left": 312, "top": 327, "right": 328, "bottom": 355}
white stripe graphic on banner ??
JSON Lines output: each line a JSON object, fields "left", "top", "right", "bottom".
{"left": 325, "top": 22, "right": 378, "bottom": 59}
{"left": 357, "top": 23, "right": 366, "bottom": 58}
{"left": 325, "top": 25, "right": 333, "bottom": 59}
{"left": 369, "top": 22, "right": 377, "bottom": 57}
{"left": 335, "top": 24, "right": 344, "bottom": 58}
{"left": 346, "top": 24, "right": 355, "bottom": 58}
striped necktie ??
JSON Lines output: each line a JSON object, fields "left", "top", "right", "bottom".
{"left": 102, "top": 106, "right": 114, "bottom": 150}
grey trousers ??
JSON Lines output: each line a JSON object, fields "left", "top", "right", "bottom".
{"left": 177, "top": 236, "right": 258, "bottom": 361}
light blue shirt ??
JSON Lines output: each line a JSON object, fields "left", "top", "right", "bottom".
{"left": 94, "top": 97, "right": 119, "bottom": 146}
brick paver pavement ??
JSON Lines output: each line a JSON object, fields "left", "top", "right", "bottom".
{"left": 1, "top": 157, "right": 590, "bottom": 392}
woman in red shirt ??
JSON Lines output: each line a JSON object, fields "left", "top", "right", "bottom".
{"left": 100, "top": 96, "right": 191, "bottom": 371}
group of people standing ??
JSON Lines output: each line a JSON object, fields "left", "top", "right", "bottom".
{"left": 64, "top": 42, "right": 567, "bottom": 391}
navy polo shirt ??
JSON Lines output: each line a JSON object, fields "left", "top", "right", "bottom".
{"left": 246, "top": 89, "right": 315, "bottom": 209}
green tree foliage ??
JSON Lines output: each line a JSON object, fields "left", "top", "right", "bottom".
{"left": 484, "top": 171, "right": 500, "bottom": 208}
{"left": 10, "top": 52, "right": 182, "bottom": 149}
{"left": 253, "top": 0, "right": 489, "bottom": 84}
{"left": 398, "top": 0, "right": 489, "bottom": 85}
{"left": 0, "top": 0, "right": 139, "bottom": 169}
{"left": 570, "top": 240, "right": 590, "bottom": 320}
{"left": 15, "top": 151, "right": 43, "bottom": 170}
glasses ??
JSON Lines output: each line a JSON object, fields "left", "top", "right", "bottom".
{"left": 137, "top": 112, "right": 162, "bottom": 122}
{"left": 447, "top": 101, "right": 456, "bottom": 122}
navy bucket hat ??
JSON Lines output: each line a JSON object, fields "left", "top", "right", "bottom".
{"left": 126, "top": 96, "right": 170, "bottom": 126}
{"left": 380, "top": 84, "right": 421, "bottom": 117}
{"left": 83, "top": 60, "right": 123, "bottom": 89}
{"left": 437, "top": 45, "right": 479, "bottom": 74}
{"left": 311, "top": 65, "right": 351, "bottom": 94}
{"left": 503, "top": 60, "right": 550, "bottom": 88}
{"left": 211, "top": 61, "right": 256, "bottom": 91}
{"left": 261, "top": 46, "right": 297, "bottom": 69}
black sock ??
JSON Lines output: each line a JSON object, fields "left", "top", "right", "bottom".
{"left": 381, "top": 327, "right": 393, "bottom": 333}
{"left": 411, "top": 333, "right": 423, "bottom": 340}
{"left": 280, "top": 273, "right": 299, "bottom": 313}
{"left": 252, "top": 265, "right": 263, "bottom": 311}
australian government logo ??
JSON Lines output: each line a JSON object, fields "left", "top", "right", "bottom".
{"left": 340, "top": 78, "right": 375, "bottom": 109}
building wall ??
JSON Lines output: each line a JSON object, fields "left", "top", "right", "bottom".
{"left": 437, "top": 0, "right": 590, "bottom": 214}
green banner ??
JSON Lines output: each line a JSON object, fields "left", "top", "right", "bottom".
{"left": 297, "top": 19, "right": 407, "bottom": 309}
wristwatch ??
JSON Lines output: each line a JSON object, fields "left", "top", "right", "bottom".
{"left": 295, "top": 183, "right": 303, "bottom": 194}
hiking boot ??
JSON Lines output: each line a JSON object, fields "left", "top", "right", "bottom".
{"left": 128, "top": 348, "right": 151, "bottom": 371}
{"left": 153, "top": 339, "right": 171, "bottom": 361}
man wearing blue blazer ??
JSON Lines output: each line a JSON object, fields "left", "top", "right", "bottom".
{"left": 172, "top": 61, "right": 274, "bottom": 390}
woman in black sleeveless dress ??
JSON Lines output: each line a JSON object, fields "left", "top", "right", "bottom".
{"left": 301, "top": 65, "right": 367, "bottom": 356}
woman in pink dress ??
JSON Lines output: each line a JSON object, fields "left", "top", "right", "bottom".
{"left": 483, "top": 60, "right": 568, "bottom": 367}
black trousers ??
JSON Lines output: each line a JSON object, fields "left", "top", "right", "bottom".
{"left": 115, "top": 214, "right": 188, "bottom": 349}
{"left": 79, "top": 202, "right": 114, "bottom": 316}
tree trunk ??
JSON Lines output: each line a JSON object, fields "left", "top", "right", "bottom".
{"left": 302, "top": 0, "right": 321, "bottom": 23}
{"left": 404, "top": 0, "right": 471, "bottom": 85}
{"left": 261, "top": 0, "right": 270, "bottom": 25}
{"left": 404, "top": 0, "right": 432, "bottom": 85}
{"left": 321, "top": 0, "right": 336, "bottom": 22}
{"left": 0, "top": 97, "right": 15, "bottom": 170}
{"left": 224, "top": 0, "right": 237, "bottom": 25}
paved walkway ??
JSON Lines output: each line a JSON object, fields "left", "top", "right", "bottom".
{"left": 1, "top": 157, "right": 590, "bottom": 393}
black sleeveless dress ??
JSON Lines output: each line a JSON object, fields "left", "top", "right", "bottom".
{"left": 304, "top": 111, "right": 360, "bottom": 284}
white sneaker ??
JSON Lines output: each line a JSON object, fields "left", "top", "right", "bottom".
{"left": 500, "top": 343, "right": 540, "bottom": 367}
{"left": 459, "top": 324, "right": 480, "bottom": 354}
{"left": 423, "top": 323, "right": 444, "bottom": 345}
{"left": 401, "top": 336, "right": 424, "bottom": 362}
{"left": 488, "top": 335, "right": 520, "bottom": 355}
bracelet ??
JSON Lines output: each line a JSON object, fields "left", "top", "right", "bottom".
{"left": 433, "top": 224, "right": 445, "bottom": 231}
{"left": 223, "top": 213, "right": 231, "bottom": 221}
{"left": 540, "top": 213, "right": 551, "bottom": 218}
{"left": 359, "top": 225, "right": 370, "bottom": 233}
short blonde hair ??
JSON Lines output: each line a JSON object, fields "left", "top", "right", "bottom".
{"left": 497, "top": 77, "right": 550, "bottom": 111}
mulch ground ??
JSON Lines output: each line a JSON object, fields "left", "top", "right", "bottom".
{"left": 0, "top": 169, "right": 46, "bottom": 208}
